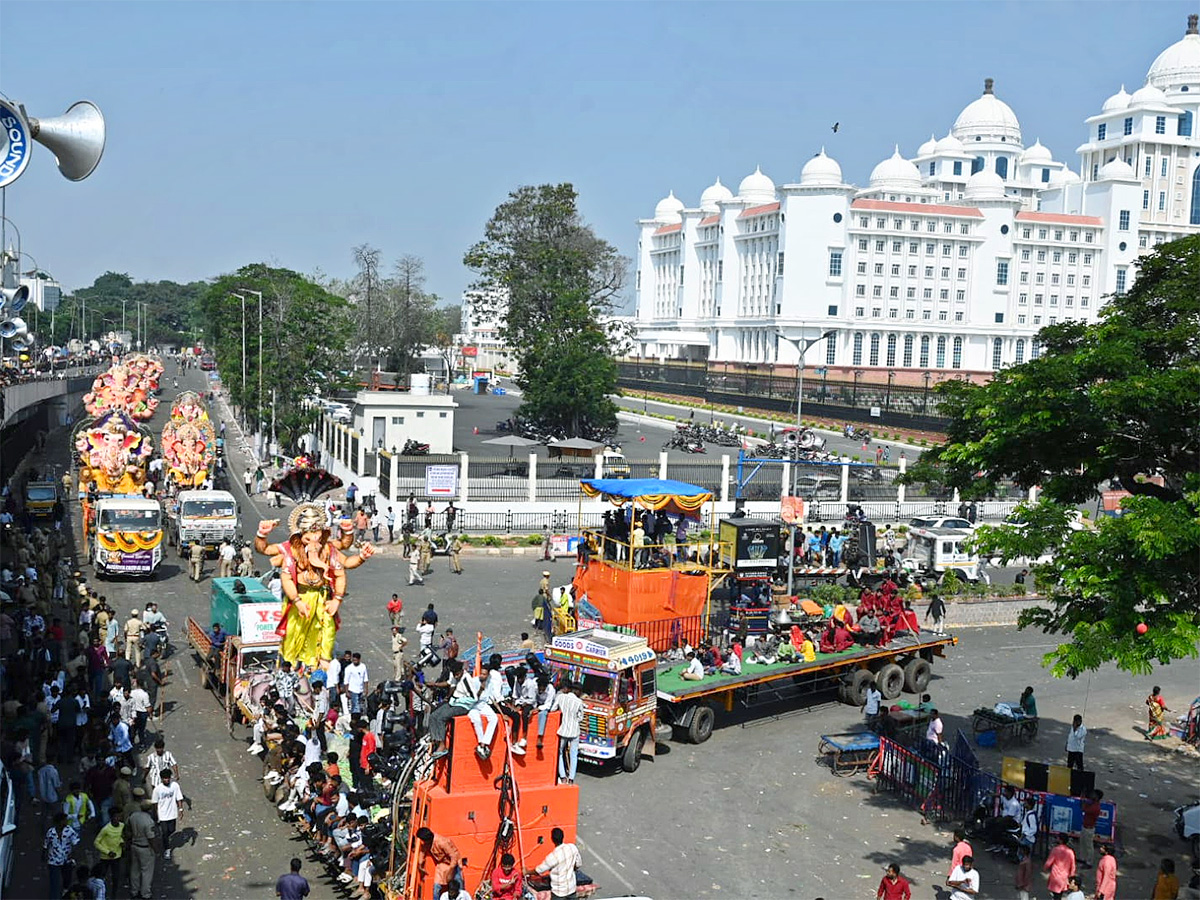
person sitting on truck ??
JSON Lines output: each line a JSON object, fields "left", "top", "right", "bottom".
{"left": 819, "top": 621, "right": 854, "bottom": 654}
{"left": 534, "top": 674, "right": 556, "bottom": 751}
{"left": 720, "top": 649, "right": 742, "bottom": 676}
{"left": 207, "top": 622, "right": 227, "bottom": 653}
{"left": 680, "top": 651, "right": 705, "bottom": 681}
{"left": 856, "top": 611, "right": 883, "bottom": 646}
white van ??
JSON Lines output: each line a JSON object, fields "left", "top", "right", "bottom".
{"left": 902, "top": 526, "right": 981, "bottom": 581}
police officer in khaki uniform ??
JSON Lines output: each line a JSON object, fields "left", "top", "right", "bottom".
{"left": 418, "top": 534, "right": 432, "bottom": 576}
{"left": 448, "top": 533, "right": 463, "bottom": 575}
{"left": 189, "top": 541, "right": 205, "bottom": 582}
{"left": 124, "top": 610, "right": 144, "bottom": 667}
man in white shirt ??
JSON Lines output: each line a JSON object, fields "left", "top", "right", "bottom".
{"left": 370, "top": 509, "right": 384, "bottom": 543}
{"left": 535, "top": 827, "right": 582, "bottom": 900}
{"left": 151, "top": 769, "right": 190, "bottom": 860}
{"left": 468, "top": 656, "right": 504, "bottom": 760}
{"left": 720, "top": 651, "right": 742, "bottom": 676}
{"left": 218, "top": 540, "right": 236, "bottom": 577}
{"left": 947, "top": 856, "right": 979, "bottom": 900}
{"left": 1018, "top": 796, "right": 1039, "bottom": 851}
{"left": 680, "top": 651, "right": 705, "bottom": 681}
{"left": 926, "top": 709, "right": 944, "bottom": 745}
{"left": 344, "top": 653, "right": 369, "bottom": 715}
{"left": 863, "top": 682, "right": 883, "bottom": 728}
{"left": 552, "top": 685, "right": 585, "bottom": 784}
{"left": 1065, "top": 714, "right": 1087, "bottom": 770}
{"left": 535, "top": 675, "right": 557, "bottom": 751}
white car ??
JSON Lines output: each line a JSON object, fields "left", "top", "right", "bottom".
{"left": 909, "top": 515, "right": 973, "bottom": 530}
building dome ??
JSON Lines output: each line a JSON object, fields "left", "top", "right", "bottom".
{"left": 799, "top": 148, "right": 843, "bottom": 186}
{"left": 1101, "top": 85, "right": 1131, "bottom": 112}
{"left": 737, "top": 166, "right": 776, "bottom": 204}
{"left": 1048, "top": 168, "right": 1081, "bottom": 186}
{"left": 654, "top": 190, "right": 685, "bottom": 223}
{"left": 934, "top": 132, "right": 964, "bottom": 153}
{"left": 1130, "top": 83, "right": 1167, "bottom": 106}
{"left": 869, "top": 146, "right": 922, "bottom": 189}
{"left": 1098, "top": 158, "right": 1136, "bottom": 180}
{"left": 1147, "top": 15, "right": 1200, "bottom": 89}
{"left": 1020, "top": 139, "right": 1052, "bottom": 164}
{"left": 952, "top": 78, "right": 1022, "bottom": 144}
{"left": 963, "top": 170, "right": 1006, "bottom": 200}
{"left": 699, "top": 178, "right": 734, "bottom": 212}
{"left": 916, "top": 134, "right": 938, "bottom": 157}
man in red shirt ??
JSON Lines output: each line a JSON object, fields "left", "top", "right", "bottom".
{"left": 877, "top": 863, "right": 912, "bottom": 900}
{"left": 491, "top": 852, "right": 524, "bottom": 900}
{"left": 949, "top": 829, "right": 973, "bottom": 879}
{"left": 1079, "top": 789, "right": 1102, "bottom": 868}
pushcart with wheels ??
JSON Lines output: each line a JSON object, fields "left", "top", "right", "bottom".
{"left": 971, "top": 707, "right": 1038, "bottom": 748}
{"left": 818, "top": 731, "right": 881, "bottom": 776}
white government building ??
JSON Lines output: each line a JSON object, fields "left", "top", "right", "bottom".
{"left": 634, "top": 17, "right": 1200, "bottom": 373}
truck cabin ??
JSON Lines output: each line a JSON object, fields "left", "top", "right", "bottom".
{"left": 180, "top": 496, "right": 237, "bottom": 519}
{"left": 97, "top": 504, "right": 161, "bottom": 531}
{"left": 23, "top": 482, "right": 58, "bottom": 515}
{"left": 904, "top": 526, "right": 979, "bottom": 579}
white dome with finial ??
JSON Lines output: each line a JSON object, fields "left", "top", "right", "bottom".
{"left": 738, "top": 166, "right": 776, "bottom": 204}
{"left": 952, "top": 78, "right": 1022, "bottom": 144}
{"left": 1098, "top": 158, "right": 1136, "bottom": 181}
{"left": 800, "top": 148, "right": 843, "bottom": 186}
{"left": 916, "top": 134, "right": 938, "bottom": 157}
{"left": 964, "top": 170, "right": 1006, "bottom": 200}
{"left": 699, "top": 178, "right": 734, "bottom": 212}
{"left": 1048, "top": 168, "right": 1081, "bottom": 186}
{"left": 1147, "top": 15, "right": 1200, "bottom": 89}
{"left": 654, "top": 190, "right": 685, "bottom": 223}
{"left": 935, "top": 132, "right": 964, "bottom": 154}
{"left": 1101, "top": 85, "right": 1131, "bottom": 112}
{"left": 1020, "top": 139, "right": 1052, "bottom": 164}
{"left": 869, "top": 146, "right": 922, "bottom": 189}
{"left": 1130, "top": 83, "right": 1167, "bottom": 106}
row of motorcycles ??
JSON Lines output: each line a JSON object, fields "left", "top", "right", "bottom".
{"left": 662, "top": 423, "right": 747, "bottom": 453}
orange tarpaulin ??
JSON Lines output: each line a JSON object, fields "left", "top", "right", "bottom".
{"left": 573, "top": 559, "right": 709, "bottom": 625}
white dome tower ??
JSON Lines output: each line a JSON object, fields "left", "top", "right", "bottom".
{"left": 799, "top": 148, "right": 843, "bottom": 186}
{"left": 653, "top": 190, "right": 684, "bottom": 223}
{"left": 1101, "top": 85, "right": 1131, "bottom": 112}
{"left": 1147, "top": 14, "right": 1200, "bottom": 91}
{"left": 699, "top": 178, "right": 734, "bottom": 212}
{"left": 738, "top": 166, "right": 777, "bottom": 204}
{"left": 869, "top": 146, "right": 922, "bottom": 190}
{"left": 952, "top": 78, "right": 1023, "bottom": 145}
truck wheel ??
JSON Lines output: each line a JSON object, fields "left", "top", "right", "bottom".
{"left": 844, "top": 669, "right": 874, "bottom": 706}
{"left": 687, "top": 705, "right": 715, "bottom": 744}
{"left": 875, "top": 663, "right": 904, "bottom": 700}
{"left": 621, "top": 728, "right": 646, "bottom": 772}
{"left": 903, "top": 658, "right": 932, "bottom": 693}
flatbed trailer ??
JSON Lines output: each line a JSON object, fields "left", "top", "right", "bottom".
{"left": 653, "top": 632, "right": 955, "bottom": 744}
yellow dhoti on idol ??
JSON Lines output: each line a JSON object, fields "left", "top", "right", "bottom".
{"left": 278, "top": 583, "right": 339, "bottom": 669}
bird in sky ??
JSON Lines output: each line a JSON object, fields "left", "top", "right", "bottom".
{"left": 831, "top": 122, "right": 840, "bottom": 133}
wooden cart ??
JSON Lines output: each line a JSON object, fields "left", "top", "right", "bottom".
{"left": 971, "top": 707, "right": 1038, "bottom": 748}
{"left": 817, "top": 731, "right": 881, "bottom": 776}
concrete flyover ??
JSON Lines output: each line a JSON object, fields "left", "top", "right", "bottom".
{"left": 1, "top": 369, "right": 99, "bottom": 481}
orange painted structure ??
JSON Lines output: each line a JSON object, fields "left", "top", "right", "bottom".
{"left": 572, "top": 557, "right": 712, "bottom": 626}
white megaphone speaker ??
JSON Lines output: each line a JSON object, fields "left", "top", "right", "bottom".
{"left": 11, "top": 332, "right": 34, "bottom": 352}
{"left": 1, "top": 316, "right": 28, "bottom": 339}
{"left": 1, "top": 284, "right": 29, "bottom": 313}
{"left": 25, "top": 100, "right": 106, "bottom": 182}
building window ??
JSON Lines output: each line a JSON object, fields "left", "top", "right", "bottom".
{"left": 828, "top": 250, "right": 842, "bottom": 277}
{"left": 953, "top": 160, "right": 963, "bottom": 176}
{"left": 1118, "top": 210, "right": 1130, "bottom": 230}
{"left": 1180, "top": 111, "right": 1193, "bottom": 136}
{"left": 1035, "top": 293, "right": 1043, "bottom": 305}
{"left": 991, "top": 338, "right": 1003, "bottom": 370}
{"left": 392, "top": 416, "right": 404, "bottom": 425}
{"left": 923, "top": 288, "right": 933, "bottom": 299}
{"left": 902, "top": 334, "right": 914, "bottom": 367}
{"left": 826, "top": 333, "right": 837, "bottom": 365}
{"left": 1020, "top": 249, "right": 1030, "bottom": 261}
{"left": 956, "top": 290, "right": 965, "bottom": 301}
{"left": 1051, "top": 273, "right": 1060, "bottom": 285}
{"left": 1036, "top": 273, "right": 1044, "bottom": 285}
{"left": 852, "top": 333, "right": 863, "bottom": 365}
{"left": 941, "top": 267, "right": 950, "bottom": 278}
{"left": 855, "top": 307, "right": 865, "bottom": 316}
{"left": 1156, "top": 115, "right": 1167, "bottom": 134}
{"left": 877, "top": 218, "right": 886, "bottom": 228}
{"left": 886, "top": 334, "right": 897, "bottom": 366}
{"left": 1145, "top": 156, "right": 1153, "bottom": 177}
{"left": 911, "top": 221, "right": 920, "bottom": 231}
{"left": 906, "top": 287, "right": 915, "bottom": 298}
{"left": 1083, "top": 252, "right": 1092, "bottom": 263}
{"left": 857, "top": 261, "right": 867, "bottom": 274}
{"left": 894, "top": 218, "right": 903, "bottom": 230}
{"left": 922, "top": 309, "right": 931, "bottom": 320}
{"left": 960, "top": 223, "right": 970, "bottom": 235}
{"left": 873, "top": 285, "right": 882, "bottom": 297}
{"left": 1191, "top": 166, "right": 1200, "bottom": 224}
{"left": 856, "top": 285, "right": 865, "bottom": 296}
{"left": 971, "top": 156, "right": 984, "bottom": 175}
{"left": 939, "top": 309, "right": 948, "bottom": 321}
{"left": 926, "top": 221, "right": 937, "bottom": 233}
{"left": 1017, "top": 314, "right": 1026, "bottom": 324}
{"left": 943, "top": 222, "right": 953, "bottom": 234}
{"left": 952, "top": 336, "right": 963, "bottom": 368}
{"left": 940, "top": 289, "right": 949, "bottom": 300}
{"left": 416, "top": 411, "right": 425, "bottom": 418}
{"left": 1081, "top": 296, "right": 1089, "bottom": 307}
{"left": 890, "top": 286, "right": 899, "bottom": 298}
{"left": 925, "top": 243, "right": 934, "bottom": 254}
{"left": 1032, "top": 339, "right": 1041, "bottom": 360}
{"left": 1097, "top": 123, "right": 1107, "bottom": 141}
{"left": 995, "top": 156, "right": 1008, "bottom": 179}
{"left": 1092, "top": 163, "right": 1099, "bottom": 180}
{"left": 1018, "top": 293, "right": 1027, "bottom": 305}
{"left": 928, "top": 161, "right": 935, "bottom": 176}
{"left": 891, "top": 264, "right": 900, "bottom": 275}
{"left": 1015, "top": 339, "right": 1025, "bottom": 364}
{"left": 874, "top": 263, "right": 884, "bottom": 275}
{"left": 1143, "top": 189, "right": 1151, "bottom": 209}
{"left": 1160, "top": 191, "right": 1167, "bottom": 211}
{"left": 858, "top": 239, "right": 868, "bottom": 251}
{"left": 905, "top": 309, "right": 914, "bottom": 319}
{"left": 943, "top": 245, "right": 952, "bottom": 256}
{"left": 1115, "top": 267, "right": 1127, "bottom": 295}
{"left": 1163, "top": 157, "right": 1170, "bottom": 177}
{"left": 909, "top": 241, "right": 918, "bottom": 252}
{"left": 1068, "top": 251, "right": 1076, "bottom": 262}
{"left": 876, "top": 240, "right": 885, "bottom": 252}
{"left": 860, "top": 216, "right": 869, "bottom": 227}
{"left": 778, "top": 251, "right": 786, "bottom": 275}
{"left": 872, "top": 307, "right": 882, "bottom": 317}
{"left": 1123, "top": 116, "right": 1133, "bottom": 136}
{"left": 908, "top": 265, "right": 917, "bottom": 276}
{"left": 1037, "top": 249, "right": 1046, "bottom": 262}
{"left": 925, "top": 266, "right": 934, "bottom": 277}
{"left": 936, "top": 336, "right": 946, "bottom": 368}
{"left": 892, "top": 240, "right": 902, "bottom": 252}
{"left": 1053, "top": 250, "right": 1062, "bottom": 262}
{"left": 996, "top": 260, "right": 1009, "bottom": 285}
{"left": 869, "top": 333, "right": 880, "bottom": 366}
{"left": 919, "top": 335, "right": 930, "bottom": 366}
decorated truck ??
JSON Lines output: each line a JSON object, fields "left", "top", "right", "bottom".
{"left": 87, "top": 494, "right": 164, "bottom": 578}
{"left": 171, "top": 489, "right": 239, "bottom": 556}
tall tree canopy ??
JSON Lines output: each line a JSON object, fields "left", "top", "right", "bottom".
{"left": 908, "top": 236, "right": 1200, "bottom": 676}
{"left": 199, "top": 264, "right": 352, "bottom": 451}
{"left": 48, "top": 271, "right": 206, "bottom": 348}
{"left": 464, "top": 183, "right": 627, "bottom": 438}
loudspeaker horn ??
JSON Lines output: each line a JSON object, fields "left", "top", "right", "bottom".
{"left": 1, "top": 316, "right": 28, "bottom": 339}
{"left": 26, "top": 100, "right": 106, "bottom": 182}
{"left": 1, "top": 285, "right": 29, "bottom": 313}
{"left": 11, "top": 332, "right": 34, "bottom": 352}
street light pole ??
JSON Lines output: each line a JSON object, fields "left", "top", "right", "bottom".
{"left": 240, "top": 288, "right": 264, "bottom": 451}
{"left": 777, "top": 329, "right": 835, "bottom": 597}
{"left": 231, "top": 292, "right": 246, "bottom": 431}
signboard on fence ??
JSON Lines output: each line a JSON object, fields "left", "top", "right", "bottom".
{"left": 425, "top": 465, "right": 459, "bottom": 497}
{"left": 237, "top": 602, "right": 283, "bottom": 645}
{"left": 549, "top": 534, "right": 581, "bottom": 557}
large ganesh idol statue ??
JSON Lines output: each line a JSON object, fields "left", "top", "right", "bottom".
{"left": 161, "top": 391, "right": 216, "bottom": 486}
{"left": 74, "top": 410, "right": 154, "bottom": 494}
{"left": 83, "top": 354, "right": 163, "bottom": 421}
{"left": 254, "top": 503, "right": 374, "bottom": 670}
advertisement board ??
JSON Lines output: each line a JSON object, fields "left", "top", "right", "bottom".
{"left": 425, "top": 465, "right": 459, "bottom": 497}
{"left": 718, "top": 517, "right": 780, "bottom": 571}
{"left": 237, "top": 602, "right": 284, "bottom": 645}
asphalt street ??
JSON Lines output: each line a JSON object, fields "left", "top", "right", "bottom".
{"left": 9, "top": 365, "right": 1195, "bottom": 900}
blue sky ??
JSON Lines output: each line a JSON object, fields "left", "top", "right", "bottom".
{"left": 0, "top": 2, "right": 1193, "bottom": 308}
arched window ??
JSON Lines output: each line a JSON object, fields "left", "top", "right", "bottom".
{"left": 825, "top": 332, "right": 837, "bottom": 366}
{"left": 992, "top": 337, "right": 1003, "bottom": 370}
{"left": 869, "top": 333, "right": 881, "bottom": 366}
{"left": 952, "top": 336, "right": 963, "bottom": 369}
{"left": 1031, "top": 339, "right": 1041, "bottom": 360}
{"left": 852, "top": 332, "right": 863, "bottom": 365}
{"left": 936, "top": 336, "right": 947, "bottom": 368}
{"left": 1015, "top": 338, "right": 1025, "bottom": 364}
{"left": 995, "top": 156, "right": 1008, "bottom": 180}
{"left": 1191, "top": 166, "right": 1200, "bottom": 225}
{"left": 919, "top": 335, "right": 930, "bottom": 367}
{"left": 903, "top": 335, "right": 914, "bottom": 367}
{"left": 1180, "top": 110, "right": 1193, "bottom": 137}
{"left": 971, "top": 156, "right": 985, "bottom": 175}
{"left": 886, "top": 334, "right": 897, "bottom": 367}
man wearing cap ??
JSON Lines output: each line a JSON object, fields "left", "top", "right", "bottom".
{"left": 124, "top": 610, "right": 143, "bottom": 667}
{"left": 189, "top": 540, "right": 204, "bottom": 582}
{"left": 126, "top": 792, "right": 158, "bottom": 899}
{"left": 112, "top": 766, "right": 134, "bottom": 816}
{"left": 391, "top": 626, "right": 408, "bottom": 681}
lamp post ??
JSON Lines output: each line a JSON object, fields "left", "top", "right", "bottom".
{"left": 885, "top": 370, "right": 895, "bottom": 413}
{"left": 230, "top": 292, "right": 246, "bottom": 431}
{"left": 922, "top": 370, "right": 932, "bottom": 414}
{"left": 852, "top": 369, "right": 864, "bottom": 406}
{"left": 776, "top": 328, "right": 836, "bottom": 597}
{"left": 240, "top": 288, "right": 264, "bottom": 447}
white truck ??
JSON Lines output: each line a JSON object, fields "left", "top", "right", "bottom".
{"left": 172, "top": 489, "right": 240, "bottom": 556}
{"left": 88, "top": 495, "right": 165, "bottom": 578}
{"left": 901, "top": 525, "right": 981, "bottom": 582}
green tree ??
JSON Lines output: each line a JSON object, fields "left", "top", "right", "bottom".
{"left": 47, "top": 272, "right": 205, "bottom": 348}
{"left": 199, "top": 264, "right": 352, "bottom": 451}
{"left": 464, "top": 183, "right": 627, "bottom": 437}
{"left": 907, "top": 236, "right": 1200, "bottom": 676}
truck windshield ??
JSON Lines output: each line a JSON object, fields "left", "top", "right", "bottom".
{"left": 99, "top": 508, "right": 161, "bottom": 529}
{"left": 560, "top": 669, "right": 613, "bottom": 702}
{"left": 182, "top": 500, "right": 236, "bottom": 518}
{"left": 25, "top": 486, "right": 55, "bottom": 501}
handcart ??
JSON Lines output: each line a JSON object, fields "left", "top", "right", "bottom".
{"left": 818, "top": 731, "right": 881, "bottom": 776}
{"left": 971, "top": 706, "right": 1038, "bottom": 748}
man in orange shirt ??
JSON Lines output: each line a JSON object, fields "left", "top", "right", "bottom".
{"left": 1094, "top": 843, "right": 1117, "bottom": 900}
{"left": 1042, "top": 831, "right": 1076, "bottom": 900}
{"left": 948, "top": 829, "right": 972, "bottom": 879}
{"left": 416, "top": 827, "right": 466, "bottom": 900}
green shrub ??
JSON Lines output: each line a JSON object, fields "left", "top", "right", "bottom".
{"left": 481, "top": 534, "right": 503, "bottom": 547}
{"left": 918, "top": 438, "right": 928, "bottom": 447}
{"left": 940, "top": 570, "right": 963, "bottom": 596}
{"left": 526, "top": 533, "right": 543, "bottom": 546}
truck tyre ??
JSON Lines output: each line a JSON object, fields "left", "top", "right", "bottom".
{"left": 621, "top": 728, "right": 646, "bottom": 772}
{"left": 875, "top": 663, "right": 904, "bottom": 700}
{"left": 844, "top": 669, "right": 874, "bottom": 707}
{"left": 687, "top": 705, "right": 715, "bottom": 744}
{"left": 903, "top": 658, "right": 932, "bottom": 693}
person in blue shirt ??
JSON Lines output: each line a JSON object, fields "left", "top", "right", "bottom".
{"left": 806, "top": 530, "right": 822, "bottom": 564}
{"left": 208, "top": 622, "right": 227, "bottom": 651}
{"left": 829, "top": 531, "right": 846, "bottom": 566}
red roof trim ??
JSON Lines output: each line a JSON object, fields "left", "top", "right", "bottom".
{"left": 699, "top": 215, "right": 719, "bottom": 226}
{"left": 654, "top": 223, "right": 682, "bottom": 235}
{"left": 851, "top": 199, "right": 983, "bottom": 218}
{"left": 738, "top": 202, "right": 781, "bottom": 218}
{"left": 1015, "top": 211, "right": 1103, "bottom": 226}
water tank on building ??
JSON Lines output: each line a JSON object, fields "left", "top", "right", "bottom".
{"left": 410, "top": 373, "right": 432, "bottom": 395}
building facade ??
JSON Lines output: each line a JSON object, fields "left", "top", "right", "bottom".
{"left": 634, "top": 18, "right": 1200, "bottom": 373}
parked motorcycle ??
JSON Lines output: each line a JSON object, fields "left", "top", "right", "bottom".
{"left": 401, "top": 439, "right": 430, "bottom": 456}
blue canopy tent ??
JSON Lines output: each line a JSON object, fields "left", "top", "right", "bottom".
{"left": 579, "top": 477, "right": 712, "bottom": 518}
